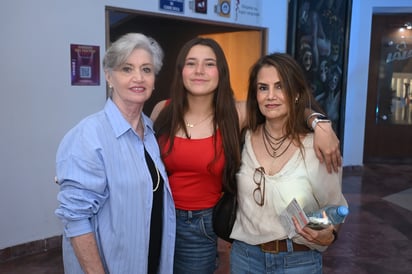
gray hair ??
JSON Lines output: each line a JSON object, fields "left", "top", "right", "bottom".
{"left": 103, "top": 33, "right": 163, "bottom": 74}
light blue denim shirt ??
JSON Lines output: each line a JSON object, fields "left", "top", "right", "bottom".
{"left": 55, "top": 98, "right": 175, "bottom": 274}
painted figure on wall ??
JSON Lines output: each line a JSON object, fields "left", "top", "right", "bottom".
{"left": 295, "top": 0, "right": 349, "bottom": 136}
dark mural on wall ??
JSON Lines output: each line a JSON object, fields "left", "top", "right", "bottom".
{"left": 287, "top": 0, "right": 352, "bottom": 139}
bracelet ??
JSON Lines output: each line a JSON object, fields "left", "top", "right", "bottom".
{"left": 305, "top": 112, "right": 326, "bottom": 129}
{"left": 331, "top": 229, "right": 338, "bottom": 243}
{"left": 311, "top": 117, "right": 331, "bottom": 130}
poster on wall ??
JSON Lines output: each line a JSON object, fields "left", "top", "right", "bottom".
{"left": 189, "top": 0, "right": 208, "bottom": 14}
{"left": 159, "top": 0, "right": 184, "bottom": 13}
{"left": 71, "top": 44, "right": 100, "bottom": 86}
{"left": 287, "top": 0, "right": 352, "bottom": 139}
{"left": 157, "top": 0, "right": 261, "bottom": 26}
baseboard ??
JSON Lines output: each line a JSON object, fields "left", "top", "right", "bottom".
{"left": 364, "top": 157, "right": 412, "bottom": 165}
{"left": 0, "top": 235, "right": 62, "bottom": 263}
{"left": 342, "top": 165, "right": 363, "bottom": 174}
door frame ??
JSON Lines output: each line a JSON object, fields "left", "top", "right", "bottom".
{"left": 105, "top": 7, "right": 267, "bottom": 114}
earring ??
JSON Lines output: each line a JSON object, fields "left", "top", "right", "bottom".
{"left": 295, "top": 97, "right": 299, "bottom": 103}
{"left": 109, "top": 85, "right": 113, "bottom": 89}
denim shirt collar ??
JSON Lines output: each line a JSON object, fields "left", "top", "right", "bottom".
{"left": 104, "top": 98, "right": 154, "bottom": 138}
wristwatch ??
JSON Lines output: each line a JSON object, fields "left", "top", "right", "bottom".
{"left": 305, "top": 112, "right": 331, "bottom": 130}
{"left": 311, "top": 115, "right": 331, "bottom": 130}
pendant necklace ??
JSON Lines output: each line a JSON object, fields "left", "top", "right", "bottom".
{"left": 262, "top": 125, "right": 292, "bottom": 158}
{"left": 185, "top": 113, "right": 213, "bottom": 128}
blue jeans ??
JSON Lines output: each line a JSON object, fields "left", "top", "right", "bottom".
{"left": 174, "top": 208, "right": 217, "bottom": 274}
{"left": 230, "top": 239, "right": 322, "bottom": 274}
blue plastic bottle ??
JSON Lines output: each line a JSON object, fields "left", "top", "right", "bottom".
{"left": 308, "top": 205, "right": 349, "bottom": 224}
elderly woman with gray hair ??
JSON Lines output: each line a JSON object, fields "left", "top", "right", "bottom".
{"left": 55, "top": 33, "right": 175, "bottom": 274}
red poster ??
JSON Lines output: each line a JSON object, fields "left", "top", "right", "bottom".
{"left": 71, "top": 44, "right": 100, "bottom": 86}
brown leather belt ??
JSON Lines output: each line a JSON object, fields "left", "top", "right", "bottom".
{"left": 260, "top": 239, "right": 310, "bottom": 253}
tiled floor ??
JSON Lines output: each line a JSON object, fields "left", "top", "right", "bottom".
{"left": 0, "top": 164, "right": 411, "bottom": 274}
{"left": 323, "top": 164, "right": 412, "bottom": 274}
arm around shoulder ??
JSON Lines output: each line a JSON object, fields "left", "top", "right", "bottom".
{"left": 150, "top": 100, "right": 167, "bottom": 122}
{"left": 312, "top": 121, "right": 341, "bottom": 173}
{"left": 235, "top": 100, "right": 247, "bottom": 129}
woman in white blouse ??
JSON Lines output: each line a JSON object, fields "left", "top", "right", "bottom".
{"left": 230, "top": 52, "right": 347, "bottom": 274}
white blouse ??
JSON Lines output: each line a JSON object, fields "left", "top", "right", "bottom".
{"left": 231, "top": 130, "right": 347, "bottom": 251}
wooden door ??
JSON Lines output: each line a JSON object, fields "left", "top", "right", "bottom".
{"left": 364, "top": 14, "right": 412, "bottom": 164}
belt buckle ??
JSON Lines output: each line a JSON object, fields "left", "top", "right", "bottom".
{"left": 260, "top": 240, "right": 279, "bottom": 254}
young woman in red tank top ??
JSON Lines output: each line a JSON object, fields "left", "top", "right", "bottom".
{"left": 151, "top": 37, "right": 341, "bottom": 274}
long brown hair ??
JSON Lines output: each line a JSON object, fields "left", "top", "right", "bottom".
{"left": 246, "top": 53, "right": 323, "bottom": 148}
{"left": 154, "top": 37, "right": 241, "bottom": 193}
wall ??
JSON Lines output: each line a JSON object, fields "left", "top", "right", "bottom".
{"left": 0, "top": 1, "right": 107, "bottom": 249}
{"left": 0, "top": 0, "right": 411, "bottom": 249}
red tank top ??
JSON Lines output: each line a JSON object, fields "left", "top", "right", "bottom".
{"left": 160, "top": 131, "right": 225, "bottom": 210}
